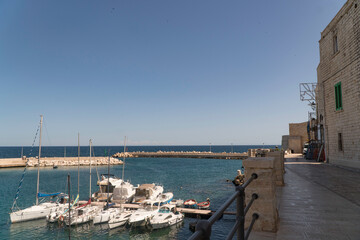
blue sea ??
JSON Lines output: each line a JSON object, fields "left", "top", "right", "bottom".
{"left": 0, "top": 145, "right": 274, "bottom": 239}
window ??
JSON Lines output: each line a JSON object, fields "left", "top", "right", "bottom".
{"left": 335, "top": 82, "right": 342, "bottom": 110}
{"left": 333, "top": 35, "right": 338, "bottom": 54}
{"left": 338, "top": 133, "right": 343, "bottom": 152}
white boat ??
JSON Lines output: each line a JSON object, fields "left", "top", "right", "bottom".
{"left": 170, "top": 199, "right": 184, "bottom": 207}
{"left": 92, "top": 174, "right": 117, "bottom": 201}
{"left": 11, "top": 201, "right": 62, "bottom": 223}
{"left": 132, "top": 184, "right": 164, "bottom": 203}
{"left": 93, "top": 206, "right": 120, "bottom": 225}
{"left": 150, "top": 204, "right": 184, "bottom": 229}
{"left": 155, "top": 192, "right": 173, "bottom": 206}
{"left": 46, "top": 194, "right": 79, "bottom": 223}
{"left": 112, "top": 181, "right": 136, "bottom": 203}
{"left": 10, "top": 116, "right": 65, "bottom": 223}
{"left": 128, "top": 200, "right": 160, "bottom": 227}
{"left": 64, "top": 204, "right": 100, "bottom": 226}
{"left": 108, "top": 210, "right": 133, "bottom": 229}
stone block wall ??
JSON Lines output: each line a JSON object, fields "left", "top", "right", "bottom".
{"left": 266, "top": 151, "right": 285, "bottom": 186}
{"left": 288, "top": 136, "right": 302, "bottom": 153}
{"left": 243, "top": 157, "right": 278, "bottom": 232}
{"left": 289, "top": 122, "right": 308, "bottom": 146}
{"left": 317, "top": 0, "right": 360, "bottom": 169}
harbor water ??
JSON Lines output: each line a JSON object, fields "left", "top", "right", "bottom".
{"left": 0, "top": 145, "right": 274, "bottom": 239}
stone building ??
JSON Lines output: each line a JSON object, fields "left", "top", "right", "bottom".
{"left": 316, "top": 0, "right": 360, "bottom": 169}
{"left": 281, "top": 121, "right": 309, "bottom": 153}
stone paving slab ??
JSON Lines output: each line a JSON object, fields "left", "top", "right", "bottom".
{"left": 249, "top": 156, "right": 360, "bottom": 240}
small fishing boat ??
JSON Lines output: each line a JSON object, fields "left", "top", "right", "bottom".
{"left": 197, "top": 198, "right": 210, "bottom": 210}
{"left": 108, "top": 210, "right": 133, "bottom": 229}
{"left": 155, "top": 192, "right": 173, "bottom": 206}
{"left": 184, "top": 199, "right": 197, "bottom": 209}
{"left": 128, "top": 200, "right": 160, "bottom": 227}
{"left": 150, "top": 204, "right": 184, "bottom": 230}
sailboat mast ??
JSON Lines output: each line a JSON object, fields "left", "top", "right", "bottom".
{"left": 36, "top": 115, "right": 43, "bottom": 205}
{"left": 122, "top": 136, "right": 126, "bottom": 182}
{"left": 89, "top": 139, "right": 92, "bottom": 199}
{"left": 120, "top": 136, "right": 126, "bottom": 209}
{"left": 78, "top": 133, "right": 80, "bottom": 197}
{"left": 107, "top": 151, "right": 110, "bottom": 207}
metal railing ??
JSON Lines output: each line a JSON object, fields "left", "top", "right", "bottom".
{"left": 189, "top": 173, "right": 258, "bottom": 240}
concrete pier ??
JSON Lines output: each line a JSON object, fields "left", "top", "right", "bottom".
{"left": 113, "top": 151, "right": 248, "bottom": 159}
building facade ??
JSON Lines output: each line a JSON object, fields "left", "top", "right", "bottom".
{"left": 316, "top": 0, "right": 360, "bottom": 169}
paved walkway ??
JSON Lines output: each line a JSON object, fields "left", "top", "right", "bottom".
{"left": 250, "top": 154, "right": 360, "bottom": 240}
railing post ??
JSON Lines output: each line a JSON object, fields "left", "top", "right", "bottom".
{"left": 195, "top": 220, "right": 212, "bottom": 240}
{"left": 236, "top": 185, "right": 245, "bottom": 240}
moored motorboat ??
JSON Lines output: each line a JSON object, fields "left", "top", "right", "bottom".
{"left": 112, "top": 181, "right": 136, "bottom": 203}
{"left": 150, "top": 204, "right": 184, "bottom": 230}
{"left": 184, "top": 199, "right": 197, "bottom": 209}
{"left": 93, "top": 204, "right": 119, "bottom": 225}
{"left": 170, "top": 199, "right": 184, "bottom": 207}
{"left": 132, "top": 184, "right": 163, "bottom": 203}
{"left": 128, "top": 200, "right": 160, "bottom": 227}
{"left": 155, "top": 192, "right": 173, "bottom": 206}
{"left": 108, "top": 210, "right": 133, "bottom": 229}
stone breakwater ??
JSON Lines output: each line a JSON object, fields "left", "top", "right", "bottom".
{"left": 113, "top": 151, "right": 248, "bottom": 159}
{"left": 0, "top": 157, "right": 123, "bottom": 168}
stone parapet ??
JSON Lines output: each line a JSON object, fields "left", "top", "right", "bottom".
{"left": 266, "top": 151, "right": 285, "bottom": 186}
{"left": 243, "top": 157, "right": 278, "bottom": 232}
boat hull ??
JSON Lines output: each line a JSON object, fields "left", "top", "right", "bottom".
{"left": 10, "top": 203, "right": 60, "bottom": 223}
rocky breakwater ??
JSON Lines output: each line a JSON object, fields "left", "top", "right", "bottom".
{"left": 26, "top": 156, "right": 123, "bottom": 167}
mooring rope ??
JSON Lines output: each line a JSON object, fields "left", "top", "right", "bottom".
{"left": 11, "top": 122, "right": 41, "bottom": 211}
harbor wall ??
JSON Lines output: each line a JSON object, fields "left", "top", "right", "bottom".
{"left": 113, "top": 151, "right": 248, "bottom": 159}
{"left": 0, "top": 157, "right": 122, "bottom": 168}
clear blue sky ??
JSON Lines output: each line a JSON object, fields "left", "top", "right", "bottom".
{"left": 0, "top": 0, "right": 346, "bottom": 146}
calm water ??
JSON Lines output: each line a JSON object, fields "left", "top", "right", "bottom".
{"left": 0, "top": 145, "right": 274, "bottom": 239}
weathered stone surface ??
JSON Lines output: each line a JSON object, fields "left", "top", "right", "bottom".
{"left": 243, "top": 157, "right": 275, "bottom": 169}
{"left": 243, "top": 157, "right": 278, "bottom": 232}
{"left": 317, "top": 0, "right": 360, "bottom": 169}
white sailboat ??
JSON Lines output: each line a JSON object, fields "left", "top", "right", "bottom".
{"left": 64, "top": 200, "right": 99, "bottom": 226}
{"left": 46, "top": 194, "right": 79, "bottom": 223}
{"left": 64, "top": 139, "right": 100, "bottom": 225}
{"left": 10, "top": 115, "right": 65, "bottom": 223}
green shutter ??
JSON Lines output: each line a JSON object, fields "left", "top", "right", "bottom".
{"left": 335, "top": 82, "right": 342, "bottom": 110}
